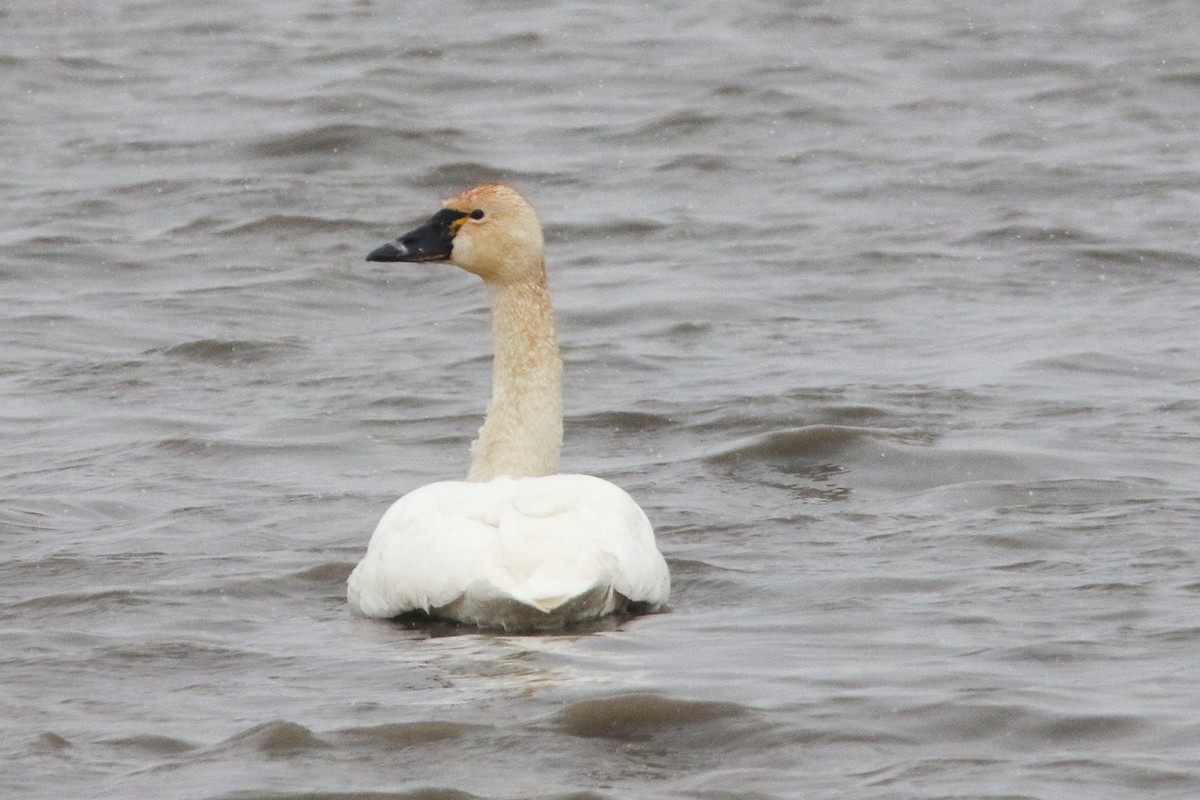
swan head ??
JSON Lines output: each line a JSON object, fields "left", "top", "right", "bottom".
{"left": 367, "top": 184, "right": 545, "bottom": 284}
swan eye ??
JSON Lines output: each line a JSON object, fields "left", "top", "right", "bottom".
{"left": 469, "top": 209, "right": 485, "bottom": 220}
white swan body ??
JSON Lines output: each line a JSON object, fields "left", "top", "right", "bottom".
{"left": 347, "top": 184, "right": 669, "bottom": 629}
{"left": 347, "top": 475, "right": 668, "bottom": 628}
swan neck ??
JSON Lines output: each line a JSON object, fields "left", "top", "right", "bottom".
{"left": 468, "top": 270, "right": 563, "bottom": 481}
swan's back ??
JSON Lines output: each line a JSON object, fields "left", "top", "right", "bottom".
{"left": 347, "top": 474, "right": 670, "bottom": 630}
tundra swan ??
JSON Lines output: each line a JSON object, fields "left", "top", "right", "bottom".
{"left": 346, "top": 184, "right": 670, "bottom": 630}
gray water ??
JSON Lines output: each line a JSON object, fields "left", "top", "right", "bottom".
{"left": 4, "top": 1, "right": 1200, "bottom": 798}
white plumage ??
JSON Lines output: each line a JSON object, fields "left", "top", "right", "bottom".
{"left": 347, "top": 475, "right": 669, "bottom": 629}
{"left": 347, "top": 184, "right": 670, "bottom": 630}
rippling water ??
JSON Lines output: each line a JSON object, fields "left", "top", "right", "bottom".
{"left": 4, "top": 1, "right": 1200, "bottom": 798}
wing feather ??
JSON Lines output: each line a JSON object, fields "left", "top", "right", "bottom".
{"left": 347, "top": 475, "right": 670, "bottom": 626}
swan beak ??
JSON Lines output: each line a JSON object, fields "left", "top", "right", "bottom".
{"left": 367, "top": 208, "right": 468, "bottom": 263}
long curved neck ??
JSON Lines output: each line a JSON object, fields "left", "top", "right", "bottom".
{"left": 468, "top": 267, "right": 563, "bottom": 482}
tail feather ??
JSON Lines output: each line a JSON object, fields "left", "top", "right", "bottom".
{"left": 436, "top": 580, "right": 614, "bottom": 629}
{"left": 506, "top": 576, "right": 601, "bottom": 613}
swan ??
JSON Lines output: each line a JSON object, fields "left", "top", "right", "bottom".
{"left": 346, "top": 184, "right": 670, "bottom": 631}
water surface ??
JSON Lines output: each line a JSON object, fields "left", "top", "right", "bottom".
{"left": 3, "top": 1, "right": 1200, "bottom": 798}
